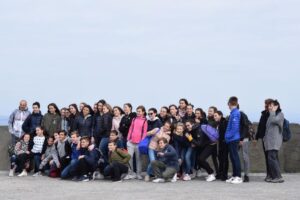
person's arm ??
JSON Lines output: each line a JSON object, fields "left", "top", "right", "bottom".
{"left": 127, "top": 119, "right": 135, "bottom": 140}
{"left": 147, "top": 128, "right": 160, "bottom": 136}
{"left": 117, "top": 149, "right": 131, "bottom": 163}
{"left": 269, "top": 112, "right": 284, "bottom": 126}
{"left": 56, "top": 116, "right": 62, "bottom": 133}
{"left": 226, "top": 112, "right": 240, "bottom": 140}
{"left": 22, "top": 115, "right": 31, "bottom": 134}
{"left": 163, "top": 146, "right": 177, "bottom": 158}
{"left": 8, "top": 110, "right": 16, "bottom": 134}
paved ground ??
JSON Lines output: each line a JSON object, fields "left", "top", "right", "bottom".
{"left": 0, "top": 172, "right": 299, "bottom": 200}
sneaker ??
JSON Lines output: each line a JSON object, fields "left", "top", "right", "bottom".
{"left": 264, "top": 176, "right": 272, "bottom": 182}
{"left": 271, "top": 178, "right": 284, "bottom": 183}
{"left": 72, "top": 176, "right": 79, "bottom": 181}
{"left": 124, "top": 174, "right": 136, "bottom": 180}
{"left": 18, "top": 170, "right": 28, "bottom": 177}
{"left": 243, "top": 175, "right": 249, "bottom": 183}
{"left": 196, "top": 170, "right": 202, "bottom": 178}
{"left": 231, "top": 177, "right": 243, "bottom": 184}
{"left": 206, "top": 174, "right": 216, "bottom": 182}
{"left": 183, "top": 174, "right": 191, "bottom": 181}
{"left": 144, "top": 175, "right": 150, "bottom": 182}
{"left": 152, "top": 178, "right": 165, "bottom": 183}
{"left": 190, "top": 170, "right": 197, "bottom": 179}
{"left": 80, "top": 175, "right": 90, "bottom": 182}
{"left": 113, "top": 180, "right": 123, "bottom": 183}
{"left": 171, "top": 174, "right": 177, "bottom": 183}
{"left": 226, "top": 177, "right": 235, "bottom": 183}
{"left": 9, "top": 169, "right": 14, "bottom": 177}
{"left": 92, "top": 172, "right": 104, "bottom": 180}
{"left": 136, "top": 175, "right": 143, "bottom": 180}
{"left": 121, "top": 173, "right": 127, "bottom": 180}
{"left": 33, "top": 172, "right": 42, "bottom": 177}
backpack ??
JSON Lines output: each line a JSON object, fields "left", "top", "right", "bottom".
{"left": 240, "top": 111, "right": 255, "bottom": 140}
{"left": 200, "top": 125, "right": 219, "bottom": 142}
{"left": 282, "top": 119, "right": 291, "bottom": 142}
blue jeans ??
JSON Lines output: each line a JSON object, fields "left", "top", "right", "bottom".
{"left": 33, "top": 153, "right": 42, "bottom": 173}
{"left": 61, "top": 159, "right": 79, "bottom": 179}
{"left": 183, "top": 147, "right": 195, "bottom": 174}
{"left": 228, "top": 140, "right": 241, "bottom": 177}
{"left": 147, "top": 149, "right": 156, "bottom": 175}
{"left": 99, "top": 137, "right": 110, "bottom": 164}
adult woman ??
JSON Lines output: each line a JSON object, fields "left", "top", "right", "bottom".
{"left": 119, "top": 103, "right": 137, "bottom": 149}
{"left": 111, "top": 106, "right": 125, "bottom": 137}
{"left": 158, "top": 106, "right": 171, "bottom": 125}
{"left": 41, "top": 103, "right": 61, "bottom": 137}
{"left": 73, "top": 105, "right": 94, "bottom": 137}
{"left": 178, "top": 98, "right": 188, "bottom": 118}
{"left": 93, "top": 100, "right": 107, "bottom": 147}
{"left": 195, "top": 108, "right": 208, "bottom": 125}
{"left": 69, "top": 104, "right": 80, "bottom": 133}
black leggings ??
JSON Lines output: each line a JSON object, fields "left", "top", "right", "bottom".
{"left": 11, "top": 153, "right": 29, "bottom": 171}
{"left": 198, "top": 145, "right": 215, "bottom": 175}
{"left": 74, "top": 159, "right": 93, "bottom": 177}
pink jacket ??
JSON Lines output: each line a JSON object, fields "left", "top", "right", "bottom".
{"left": 127, "top": 116, "right": 148, "bottom": 144}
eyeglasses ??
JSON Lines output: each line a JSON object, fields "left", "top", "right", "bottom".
{"left": 148, "top": 113, "right": 154, "bottom": 116}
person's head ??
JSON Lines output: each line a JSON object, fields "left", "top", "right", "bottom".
{"left": 79, "top": 102, "right": 87, "bottom": 112}
{"left": 113, "top": 106, "right": 124, "bottom": 117}
{"left": 32, "top": 102, "right": 40, "bottom": 113}
{"left": 214, "top": 111, "right": 223, "bottom": 122}
{"left": 158, "top": 138, "right": 168, "bottom": 149}
{"left": 60, "top": 108, "right": 68, "bottom": 118}
{"left": 175, "top": 123, "right": 185, "bottom": 134}
{"left": 195, "top": 108, "right": 205, "bottom": 120}
{"left": 136, "top": 105, "right": 146, "bottom": 117}
{"left": 123, "top": 103, "right": 133, "bottom": 115}
{"left": 265, "top": 98, "right": 273, "bottom": 111}
{"left": 109, "top": 130, "right": 118, "bottom": 141}
{"left": 103, "top": 103, "right": 112, "bottom": 114}
{"left": 35, "top": 126, "right": 44, "bottom": 136}
{"left": 65, "top": 109, "right": 70, "bottom": 118}
{"left": 208, "top": 106, "right": 218, "bottom": 118}
{"left": 162, "top": 121, "right": 172, "bottom": 132}
{"left": 54, "top": 132, "right": 59, "bottom": 141}
{"left": 268, "top": 100, "right": 281, "bottom": 112}
{"left": 19, "top": 100, "right": 28, "bottom": 111}
{"left": 179, "top": 98, "right": 188, "bottom": 110}
{"left": 22, "top": 133, "right": 30, "bottom": 143}
{"left": 82, "top": 105, "right": 93, "bottom": 117}
{"left": 185, "top": 120, "right": 194, "bottom": 131}
{"left": 59, "top": 130, "right": 67, "bottom": 141}
{"left": 228, "top": 96, "right": 239, "bottom": 110}
{"left": 93, "top": 103, "right": 98, "bottom": 114}
{"left": 169, "top": 104, "right": 178, "bottom": 116}
{"left": 48, "top": 103, "right": 60, "bottom": 115}
{"left": 108, "top": 141, "right": 117, "bottom": 152}
{"left": 80, "top": 136, "right": 91, "bottom": 148}
{"left": 71, "top": 131, "right": 79, "bottom": 143}
{"left": 69, "top": 104, "right": 79, "bottom": 115}
{"left": 160, "top": 106, "right": 169, "bottom": 118}
{"left": 148, "top": 108, "right": 158, "bottom": 120}
{"left": 97, "top": 99, "right": 106, "bottom": 114}
{"left": 47, "top": 136, "right": 55, "bottom": 146}
{"left": 186, "top": 104, "right": 194, "bottom": 115}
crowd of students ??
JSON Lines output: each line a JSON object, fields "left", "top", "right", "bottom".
{"left": 7, "top": 97, "right": 286, "bottom": 183}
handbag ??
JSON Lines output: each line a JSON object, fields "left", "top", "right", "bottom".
{"left": 138, "top": 136, "right": 152, "bottom": 155}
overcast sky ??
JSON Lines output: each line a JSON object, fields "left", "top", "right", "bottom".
{"left": 0, "top": 0, "right": 299, "bottom": 123}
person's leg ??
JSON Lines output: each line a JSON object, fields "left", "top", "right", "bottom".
{"left": 111, "top": 162, "right": 128, "bottom": 181}
{"left": 242, "top": 140, "right": 250, "bottom": 177}
{"left": 147, "top": 149, "right": 156, "bottom": 175}
{"left": 103, "top": 165, "right": 113, "bottom": 177}
{"left": 162, "top": 167, "right": 177, "bottom": 180}
{"left": 211, "top": 145, "right": 219, "bottom": 175}
{"left": 151, "top": 160, "right": 165, "bottom": 178}
{"left": 99, "top": 137, "right": 109, "bottom": 164}
{"left": 61, "top": 159, "right": 78, "bottom": 179}
{"left": 228, "top": 141, "right": 241, "bottom": 177}
{"left": 10, "top": 155, "right": 17, "bottom": 170}
{"left": 134, "top": 143, "right": 142, "bottom": 176}
{"left": 184, "top": 147, "right": 193, "bottom": 175}
{"left": 268, "top": 150, "right": 282, "bottom": 180}
{"left": 198, "top": 146, "right": 214, "bottom": 175}
{"left": 262, "top": 141, "right": 270, "bottom": 178}
{"left": 33, "top": 154, "right": 41, "bottom": 173}
{"left": 126, "top": 141, "right": 135, "bottom": 175}
{"left": 18, "top": 153, "right": 29, "bottom": 171}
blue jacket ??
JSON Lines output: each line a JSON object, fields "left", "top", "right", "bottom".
{"left": 22, "top": 112, "right": 43, "bottom": 135}
{"left": 79, "top": 147, "right": 99, "bottom": 170}
{"left": 225, "top": 108, "right": 241, "bottom": 143}
{"left": 74, "top": 115, "right": 94, "bottom": 137}
{"left": 71, "top": 143, "right": 80, "bottom": 160}
{"left": 156, "top": 144, "right": 179, "bottom": 171}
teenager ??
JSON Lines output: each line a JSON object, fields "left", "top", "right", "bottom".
{"left": 73, "top": 105, "right": 94, "bottom": 137}
{"left": 125, "top": 105, "right": 148, "bottom": 180}
{"left": 182, "top": 104, "right": 195, "bottom": 123}
{"left": 264, "top": 100, "right": 284, "bottom": 183}
{"left": 158, "top": 106, "right": 171, "bottom": 125}
{"left": 151, "top": 138, "right": 179, "bottom": 183}
{"left": 111, "top": 106, "right": 125, "bottom": 137}
{"left": 41, "top": 103, "right": 61, "bottom": 137}
{"left": 119, "top": 103, "right": 137, "bottom": 149}
{"left": 60, "top": 108, "right": 70, "bottom": 135}
{"left": 31, "top": 126, "right": 47, "bottom": 174}
{"left": 93, "top": 100, "right": 107, "bottom": 147}
{"left": 9, "top": 133, "right": 31, "bottom": 177}
{"left": 169, "top": 104, "right": 181, "bottom": 127}
{"left": 178, "top": 98, "right": 188, "bottom": 118}
{"left": 194, "top": 108, "right": 208, "bottom": 125}
{"left": 69, "top": 104, "right": 80, "bottom": 133}
{"left": 8, "top": 100, "right": 31, "bottom": 145}
{"left": 147, "top": 108, "right": 163, "bottom": 131}
{"left": 225, "top": 97, "right": 243, "bottom": 184}
{"left": 22, "top": 102, "right": 43, "bottom": 138}
{"left": 79, "top": 102, "right": 87, "bottom": 113}
{"left": 104, "top": 141, "right": 131, "bottom": 182}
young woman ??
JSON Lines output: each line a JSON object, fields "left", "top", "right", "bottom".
{"left": 111, "top": 106, "right": 125, "bottom": 137}
{"left": 73, "top": 105, "right": 94, "bottom": 137}
{"left": 158, "top": 106, "right": 171, "bottom": 125}
{"left": 263, "top": 100, "right": 284, "bottom": 183}
{"left": 178, "top": 98, "right": 188, "bottom": 118}
{"left": 31, "top": 126, "right": 47, "bottom": 174}
{"left": 119, "top": 103, "right": 137, "bottom": 149}
{"left": 195, "top": 108, "right": 208, "bottom": 125}
{"left": 9, "top": 133, "right": 31, "bottom": 177}
{"left": 41, "top": 103, "right": 61, "bottom": 137}
{"left": 79, "top": 102, "right": 87, "bottom": 113}
{"left": 93, "top": 100, "right": 107, "bottom": 147}
{"left": 104, "top": 141, "right": 131, "bottom": 182}
{"left": 147, "top": 108, "right": 163, "bottom": 132}
{"left": 125, "top": 105, "right": 148, "bottom": 180}
{"left": 69, "top": 104, "right": 80, "bottom": 133}
{"left": 182, "top": 104, "right": 195, "bottom": 123}
{"left": 169, "top": 104, "right": 181, "bottom": 126}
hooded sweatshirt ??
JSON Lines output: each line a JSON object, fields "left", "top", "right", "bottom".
{"left": 8, "top": 107, "right": 31, "bottom": 138}
{"left": 127, "top": 116, "right": 148, "bottom": 144}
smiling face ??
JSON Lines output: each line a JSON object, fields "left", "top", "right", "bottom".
{"left": 195, "top": 110, "right": 202, "bottom": 119}
{"left": 186, "top": 105, "right": 193, "bottom": 115}
{"left": 109, "top": 132, "right": 118, "bottom": 141}
{"left": 47, "top": 137, "right": 54, "bottom": 146}
{"left": 163, "top": 123, "right": 171, "bottom": 132}
{"left": 108, "top": 142, "right": 116, "bottom": 152}
{"left": 158, "top": 140, "right": 166, "bottom": 149}
{"left": 69, "top": 106, "right": 76, "bottom": 115}
{"left": 160, "top": 108, "right": 168, "bottom": 118}
{"left": 103, "top": 106, "right": 109, "bottom": 114}
{"left": 48, "top": 105, "right": 56, "bottom": 114}
{"left": 137, "top": 108, "right": 144, "bottom": 117}
{"left": 148, "top": 110, "right": 156, "bottom": 120}
{"left": 113, "top": 108, "right": 121, "bottom": 117}
{"left": 98, "top": 103, "right": 104, "bottom": 113}
{"left": 185, "top": 122, "right": 193, "bottom": 131}
{"left": 123, "top": 104, "right": 131, "bottom": 114}
{"left": 19, "top": 100, "right": 27, "bottom": 111}
{"left": 169, "top": 106, "right": 177, "bottom": 116}
{"left": 81, "top": 139, "right": 89, "bottom": 148}
{"left": 59, "top": 132, "right": 66, "bottom": 141}
{"left": 82, "top": 107, "right": 90, "bottom": 116}
{"left": 176, "top": 125, "right": 184, "bottom": 134}
{"left": 32, "top": 105, "right": 40, "bottom": 113}
{"left": 35, "top": 127, "right": 43, "bottom": 136}
{"left": 179, "top": 100, "right": 187, "bottom": 110}
{"left": 23, "top": 134, "right": 30, "bottom": 143}
{"left": 214, "top": 113, "right": 222, "bottom": 122}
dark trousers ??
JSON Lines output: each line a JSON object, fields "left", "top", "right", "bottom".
{"left": 267, "top": 150, "right": 282, "bottom": 179}
{"left": 228, "top": 140, "right": 241, "bottom": 177}
{"left": 11, "top": 153, "right": 29, "bottom": 171}
{"left": 151, "top": 160, "right": 177, "bottom": 179}
{"left": 218, "top": 141, "right": 229, "bottom": 179}
{"left": 198, "top": 145, "right": 214, "bottom": 175}
{"left": 262, "top": 141, "right": 270, "bottom": 177}
{"left": 211, "top": 145, "right": 219, "bottom": 174}
{"left": 104, "top": 161, "right": 129, "bottom": 181}
{"left": 32, "top": 153, "right": 42, "bottom": 173}
{"left": 75, "top": 158, "right": 92, "bottom": 177}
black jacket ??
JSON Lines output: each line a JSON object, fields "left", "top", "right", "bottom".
{"left": 93, "top": 114, "right": 103, "bottom": 137}
{"left": 158, "top": 115, "right": 171, "bottom": 125}
{"left": 147, "top": 118, "right": 163, "bottom": 132}
{"left": 99, "top": 113, "right": 113, "bottom": 138}
{"left": 256, "top": 110, "right": 270, "bottom": 140}
{"left": 74, "top": 115, "right": 94, "bottom": 137}
{"left": 69, "top": 114, "right": 79, "bottom": 133}
{"left": 22, "top": 112, "right": 43, "bottom": 136}
{"left": 187, "top": 124, "right": 209, "bottom": 147}
{"left": 182, "top": 113, "right": 196, "bottom": 123}
{"left": 217, "top": 117, "right": 228, "bottom": 143}
{"left": 119, "top": 112, "right": 137, "bottom": 139}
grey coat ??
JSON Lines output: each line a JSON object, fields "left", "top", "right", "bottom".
{"left": 263, "top": 111, "right": 284, "bottom": 151}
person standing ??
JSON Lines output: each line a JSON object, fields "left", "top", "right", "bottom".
{"left": 22, "top": 102, "right": 43, "bottom": 139}
{"left": 41, "top": 103, "right": 61, "bottom": 137}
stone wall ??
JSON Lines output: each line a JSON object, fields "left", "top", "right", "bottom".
{"left": 1, "top": 125, "right": 300, "bottom": 172}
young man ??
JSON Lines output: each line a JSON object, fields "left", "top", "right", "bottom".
{"left": 22, "top": 102, "right": 43, "bottom": 139}
{"left": 60, "top": 108, "right": 70, "bottom": 135}
{"left": 225, "top": 96, "right": 243, "bottom": 184}
{"left": 151, "top": 138, "right": 179, "bottom": 183}
{"left": 8, "top": 100, "right": 31, "bottom": 145}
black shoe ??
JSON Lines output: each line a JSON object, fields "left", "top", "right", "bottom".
{"left": 264, "top": 176, "right": 272, "bottom": 182}
{"left": 271, "top": 178, "right": 284, "bottom": 183}
{"left": 243, "top": 175, "right": 249, "bottom": 183}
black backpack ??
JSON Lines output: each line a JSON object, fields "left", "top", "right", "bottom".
{"left": 282, "top": 119, "right": 291, "bottom": 142}
{"left": 240, "top": 111, "right": 255, "bottom": 140}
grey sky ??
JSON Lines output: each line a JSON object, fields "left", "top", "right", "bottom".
{"left": 0, "top": 0, "right": 299, "bottom": 122}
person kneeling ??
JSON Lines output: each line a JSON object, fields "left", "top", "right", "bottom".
{"left": 151, "top": 138, "right": 179, "bottom": 183}
{"left": 104, "top": 141, "right": 131, "bottom": 182}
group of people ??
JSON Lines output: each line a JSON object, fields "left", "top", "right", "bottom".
{"left": 7, "top": 97, "right": 286, "bottom": 183}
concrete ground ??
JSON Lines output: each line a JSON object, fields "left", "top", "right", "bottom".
{"left": 0, "top": 172, "right": 299, "bottom": 200}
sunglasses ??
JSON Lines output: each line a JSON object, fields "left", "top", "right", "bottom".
{"left": 148, "top": 112, "right": 154, "bottom": 116}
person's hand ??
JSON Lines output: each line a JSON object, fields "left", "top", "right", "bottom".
{"left": 41, "top": 155, "right": 45, "bottom": 160}
{"left": 78, "top": 155, "right": 85, "bottom": 160}
{"left": 195, "top": 118, "right": 200, "bottom": 123}
{"left": 88, "top": 144, "right": 95, "bottom": 151}
{"left": 26, "top": 151, "right": 30, "bottom": 155}
{"left": 157, "top": 152, "right": 164, "bottom": 157}
{"left": 185, "top": 133, "right": 190, "bottom": 138}
{"left": 49, "top": 160, "right": 54, "bottom": 165}
{"left": 239, "top": 141, "right": 244, "bottom": 146}
{"left": 57, "top": 163, "right": 61, "bottom": 168}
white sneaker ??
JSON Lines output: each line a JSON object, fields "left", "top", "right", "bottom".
{"left": 92, "top": 172, "right": 104, "bottom": 180}
{"left": 206, "top": 174, "right": 216, "bottom": 182}
{"left": 152, "top": 178, "right": 165, "bottom": 183}
{"left": 231, "top": 177, "right": 243, "bottom": 184}
{"left": 171, "top": 173, "right": 177, "bottom": 183}
{"left": 18, "top": 170, "right": 28, "bottom": 177}
{"left": 190, "top": 169, "right": 197, "bottom": 179}
{"left": 226, "top": 177, "right": 235, "bottom": 183}
{"left": 124, "top": 174, "right": 136, "bottom": 180}
{"left": 9, "top": 169, "right": 14, "bottom": 177}
{"left": 33, "top": 172, "right": 42, "bottom": 177}
{"left": 144, "top": 175, "right": 150, "bottom": 182}
{"left": 196, "top": 170, "right": 202, "bottom": 178}
{"left": 183, "top": 174, "right": 192, "bottom": 181}
{"left": 136, "top": 175, "right": 143, "bottom": 180}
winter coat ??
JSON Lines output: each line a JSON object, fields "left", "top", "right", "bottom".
{"left": 256, "top": 110, "right": 270, "bottom": 140}
{"left": 22, "top": 111, "right": 43, "bottom": 136}
{"left": 8, "top": 108, "right": 31, "bottom": 138}
{"left": 41, "top": 113, "right": 61, "bottom": 137}
{"left": 225, "top": 108, "right": 241, "bottom": 143}
{"left": 119, "top": 112, "right": 137, "bottom": 139}
{"left": 74, "top": 114, "right": 94, "bottom": 137}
